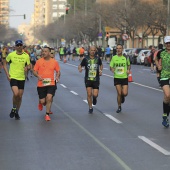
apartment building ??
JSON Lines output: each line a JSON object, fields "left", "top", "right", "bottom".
{"left": 0, "top": 0, "right": 9, "bottom": 27}
{"left": 49, "top": 0, "right": 67, "bottom": 24}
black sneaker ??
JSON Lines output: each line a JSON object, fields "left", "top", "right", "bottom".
{"left": 121, "top": 95, "right": 125, "bottom": 104}
{"left": 15, "top": 112, "right": 20, "bottom": 120}
{"left": 89, "top": 108, "right": 93, "bottom": 114}
{"left": 93, "top": 97, "right": 97, "bottom": 105}
{"left": 162, "top": 115, "right": 169, "bottom": 128}
{"left": 116, "top": 106, "right": 121, "bottom": 113}
{"left": 10, "top": 108, "right": 17, "bottom": 118}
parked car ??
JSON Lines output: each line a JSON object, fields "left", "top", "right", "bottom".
{"left": 136, "top": 50, "right": 150, "bottom": 64}
{"left": 144, "top": 51, "right": 151, "bottom": 66}
{"left": 130, "top": 48, "right": 147, "bottom": 64}
{"left": 123, "top": 48, "right": 133, "bottom": 56}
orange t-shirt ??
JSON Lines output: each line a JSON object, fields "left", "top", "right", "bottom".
{"left": 34, "top": 58, "right": 60, "bottom": 87}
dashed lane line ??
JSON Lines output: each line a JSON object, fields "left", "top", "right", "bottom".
{"left": 138, "top": 136, "right": 170, "bottom": 156}
{"left": 60, "top": 84, "right": 67, "bottom": 88}
{"left": 70, "top": 91, "right": 78, "bottom": 95}
{"left": 104, "top": 113, "right": 122, "bottom": 124}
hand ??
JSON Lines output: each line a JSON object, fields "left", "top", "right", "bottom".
{"left": 56, "top": 77, "right": 60, "bottom": 83}
{"left": 37, "top": 75, "right": 43, "bottom": 81}
{"left": 158, "top": 65, "right": 162, "bottom": 71}
{"left": 99, "top": 70, "right": 102, "bottom": 76}
{"left": 7, "top": 74, "right": 11, "bottom": 81}
{"left": 24, "top": 66, "right": 28, "bottom": 72}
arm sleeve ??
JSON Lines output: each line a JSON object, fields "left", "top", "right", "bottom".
{"left": 157, "top": 51, "right": 161, "bottom": 60}
{"left": 80, "top": 58, "right": 86, "bottom": 67}
{"left": 98, "top": 58, "right": 102, "bottom": 66}
{"left": 55, "top": 61, "right": 60, "bottom": 72}
{"left": 127, "top": 57, "right": 131, "bottom": 66}
{"left": 6, "top": 53, "right": 11, "bottom": 62}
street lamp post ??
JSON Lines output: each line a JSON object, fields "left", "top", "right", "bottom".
{"left": 167, "top": 0, "right": 170, "bottom": 35}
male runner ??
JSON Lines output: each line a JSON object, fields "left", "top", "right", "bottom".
{"left": 78, "top": 46, "right": 103, "bottom": 114}
{"left": 3, "top": 40, "right": 30, "bottom": 120}
{"left": 110, "top": 44, "right": 131, "bottom": 113}
{"left": 33, "top": 47, "right": 60, "bottom": 121}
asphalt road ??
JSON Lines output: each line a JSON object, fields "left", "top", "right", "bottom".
{"left": 0, "top": 55, "right": 170, "bottom": 170}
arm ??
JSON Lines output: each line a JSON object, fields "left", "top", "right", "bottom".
{"left": 78, "top": 65, "right": 83, "bottom": 73}
{"left": 99, "top": 64, "right": 103, "bottom": 76}
{"left": 33, "top": 70, "right": 43, "bottom": 81}
{"left": 3, "top": 58, "right": 10, "bottom": 81}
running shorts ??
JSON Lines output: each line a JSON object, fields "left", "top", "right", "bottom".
{"left": 160, "top": 79, "right": 170, "bottom": 87}
{"left": 85, "top": 80, "right": 100, "bottom": 89}
{"left": 114, "top": 78, "right": 128, "bottom": 86}
{"left": 10, "top": 79, "right": 25, "bottom": 89}
{"left": 37, "top": 85, "right": 56, "bottom": 99}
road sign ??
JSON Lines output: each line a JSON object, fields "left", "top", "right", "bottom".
{"left": 122, "top": 34, "right": 129, "bottom": 41}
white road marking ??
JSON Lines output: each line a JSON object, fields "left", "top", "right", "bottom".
{"left": 70, "top": 91, "right": 78, "bottom": 95}
{"left": 103, "top": 68, "right": 109, "bottom": 70}
{"left": 138, "top": 136, "right": 170, "bottom": 156}
{"left": 60, "top": 84, "right": 67, "bottom": 88}
{"left": 132, "top": 82, "right": 162, "bottom": 92}
{"left": 83, "top": 100, "right": 95, "bottom": 106}
{"left": 66, "top": 63, "right": 78, "bottom": 68}
{"left": 104, "top": 114, "right": 122, "bottom": 124}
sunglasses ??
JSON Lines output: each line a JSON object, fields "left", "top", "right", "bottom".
{"left": 51, "top": 53, "right": 54, "bottom": 54}
{"left": 166, "top": 42, "right": 170, "bottom": 45}
{"left": 16, "top": 44, "right": 23, "bottom": 47}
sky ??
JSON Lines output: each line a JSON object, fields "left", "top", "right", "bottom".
{"left": 9, "top": 0, "right": 34, "bottom": 28}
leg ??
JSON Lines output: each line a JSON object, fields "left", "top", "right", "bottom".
{"left": 162, "top": 84, "right": 170, "bottom": 127}
{"left": 115, "top": 85, "right": 122, "bottom": 113}
{"left": 45, "top": 94, "right": 53, "bottom": 114}
{"left": 86, "top": 87, "right": 93, "bottom": 109}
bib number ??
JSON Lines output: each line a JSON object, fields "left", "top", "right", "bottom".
{"left": 116, "top": 67, "right": 124, "bottom": 75}
{"left": 88, "top": 70, "right": 96, "bottom": 78}
{"left": 42, "top": 78, "right": 51, "bottom": 86}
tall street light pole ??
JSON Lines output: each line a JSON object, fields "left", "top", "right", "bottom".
{"left": 167, "top": 0, "right": 170, "bottom": 35}
{"left": 85, "top": 0, "right": 87, "bottom": 16}
{"left": 74, "top": 0, "right": 75, "bottom": 17}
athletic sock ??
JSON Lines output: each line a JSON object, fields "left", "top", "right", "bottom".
{"left": 163, "top": 102, "right": 169, "bottom": 116}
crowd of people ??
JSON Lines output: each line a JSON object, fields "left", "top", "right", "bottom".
{"left": 1, "top": 36, "right": 170, "bottom": 128}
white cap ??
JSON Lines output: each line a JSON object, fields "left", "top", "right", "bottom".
{"left": 164, "top": 36, "right": 170, "bottom": 43}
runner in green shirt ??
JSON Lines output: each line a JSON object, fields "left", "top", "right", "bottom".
{"left": 3, "top": 40, "right": 30, "bottom": 120}
{"left": 155, "top": 36, "right": 170, "bottom": 128}
{"left": 110, "top": 44, "right": 131, "bottom": 113}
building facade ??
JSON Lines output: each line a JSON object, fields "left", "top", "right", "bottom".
{"left": 0, "top": 0, "right": 9, "bottom": 27}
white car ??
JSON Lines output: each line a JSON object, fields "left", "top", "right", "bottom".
{"left": 136, "top": 50, "right": 150, "bottom": 64}
{"left": 123, "top": 48, "right": 133, "bottom": 56}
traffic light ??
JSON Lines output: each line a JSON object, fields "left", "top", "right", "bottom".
{"left": 66, "top": 7, "right": 69, "bottom": 14}
{"left": 23, "top": 14, "right": 26, "bottom": 19}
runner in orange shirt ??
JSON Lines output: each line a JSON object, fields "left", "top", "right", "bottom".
{"left": 33, "top": 47, "right": 60, "bottom": 121}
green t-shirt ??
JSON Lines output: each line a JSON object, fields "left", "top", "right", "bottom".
{"left": 6, "top": 51, "right": 30, "bottom": 80}
{"left": 160, "top": 50, "right": 170, "bottom": 80}
{"left": 110, "top": 55, "right": 130, "bottom": 78}
{"left": 76, "top": 48, "right": 80, "bottom": 55}
{"left": 59, "top": 48, "right": 64, "bottom": 55}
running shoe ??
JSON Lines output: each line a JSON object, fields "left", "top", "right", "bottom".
{"left": 116, "top": 106, "right": 121, "bottom": 113}
{"left": 10, "top": 108, "right": 17, "bottom": 118}
{"left": 38, "top": 103, "right": 43, "bottom": 111}
{"left": 89, "top": 108, "right": 93, "bottom": 114}
{"left": 93, "top": 97, "right": 97, "bottom": 105}
{"left": 15, "top": 113, "right": 20, "bottom": 120}
{"left": 162, "top": 115, "right": 169, "bottom": 128}
{"left": 49, "top": 111, "right": 53, "bottom": 114}
{"left": 121, "top": 95, "right": 125, "bottom": 104}
{"left": 45, "top": 115, "right": 51, "bottom": 121}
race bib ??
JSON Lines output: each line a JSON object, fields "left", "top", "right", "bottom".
{"left": 42, "top": 78, "right": 51, "bottom": 86}
{"left": 116, "top": 67, "right": 124, "bottom": 75}
{"left": 88, "top": 70, "right": 97, "bottom": 78}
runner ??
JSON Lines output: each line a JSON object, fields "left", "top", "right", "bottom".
{"left": 105, "top": 45, "right": 111, "bottom": 64}
{"left": 33, "top": 47, "right": 60, "bottom": 121}
{"left": 155, "top": 36, "right": 170, "bottom": 128}
{"left": 30, "top": 48, "right": 37, "bottom": 77}
{"left": 3, "top": 40, "right": 30, "bottom": 120}
{"left": 0, "top": 48, "right": 2, "bottom": 73}
{"left": 110, "top": 44, "right": 131, "bottom": 113}
{"left": 35, "top": 45, "right": 42, "bottom": 60}
{"left": 78, "top": 46, "right": 103, "bottom": 114}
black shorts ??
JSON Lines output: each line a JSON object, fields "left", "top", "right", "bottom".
{"left": 160, "top": 79, "right": 170, "bottom": 87}
{"left": 31, "top": 60, "right": 36, "bottom": 65}
{"left": 85, "top": 80, "right": 100, "bottom": 89}
{"left": 114, "top": 78, "right": 128, "bottom": 86}
{"left": 10, "top": 79, "right": 25, "bottom": 89}
{"left": 106, "top": 54, "right": 110, "bottom": 58}
{"left": 37, "top": 85, "right": 56, "bottom": 99}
